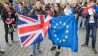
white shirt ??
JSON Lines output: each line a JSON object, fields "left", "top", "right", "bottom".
{"left": 88, "top": 8, "right": 95, "bottom": 23}
{"left": 64, "top": 8, "right": 72, "bottom": 16}
{"left": 89, "top": 15, "right": 95, "bottom": 23}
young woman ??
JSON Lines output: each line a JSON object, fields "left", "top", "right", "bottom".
{"left": 1, "top": 2, "right": 16, "bottom": 46}
{"left": 50, "top": 3, "right": 64, "bottom": 56}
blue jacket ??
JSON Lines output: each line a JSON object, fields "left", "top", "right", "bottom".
{"left": 83, "top": 6, "right": 98, "bottom": 27}
{"left": 94, "top": 6, "right": 98, "bottom": 13}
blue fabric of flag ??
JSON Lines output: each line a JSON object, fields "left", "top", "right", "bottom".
{"left": 48, "top": 15, "right": 78, "bottom": 52}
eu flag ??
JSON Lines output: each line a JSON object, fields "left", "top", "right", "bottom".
{"left": 48, "top": 15, "right": 78, "bottom": 52}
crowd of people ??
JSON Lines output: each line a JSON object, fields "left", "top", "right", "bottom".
{"left": 0, "top": 0, "right": 98, "bottom": 56}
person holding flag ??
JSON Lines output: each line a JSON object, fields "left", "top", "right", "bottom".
{"left": 49, "top": 3, "right": 64, "bottom": 56}
{"left": 49, "top": 3, "right": 75, "bottom": 56}
{"left": 30, "top": 1, "right": 44, "bottom": 56}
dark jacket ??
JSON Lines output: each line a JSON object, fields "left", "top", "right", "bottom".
{"left": 17, "top": 8, "right": 28, "bottom": 15}
{"left": 28, "top": 7, "right": 45, "bottom": 20}
{"left": 82, "top": 6, "right": 98, "bottom": 27}
{"left": 33, "top": 7, "right": 45, "bottom": 15}
{"left": 1, "top": 7, "right": 16, "bottom": 31}
{"left": 53, "top": 10, "right": 65, "bottom": 17}
{"left": 1, "top": 7, "right": 16, "bottom": 22}
{"left": 83, "top": 13, "right": 98, "bottom": 27}
{"left": 78, "top": 7, "right": 84, "bottom": 16}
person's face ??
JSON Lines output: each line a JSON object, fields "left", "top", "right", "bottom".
{"left": 66, "top": 4, "right": 70, "bottom": 8}
{"left": 36, "top": 1, "right": 42, "bottom": 8}
{"left": 90, "top": 2, "right": 95, "bottom": 6}
{"left": 4, "top": 3, "right": 9, "bottom": 8}
{"left": 22, "top": 2, "right": 26, "bottom": 6}
{"left": 54, "top": 4, "right": 59, "bottom": 11}
{"left": 18, "top": 4, "right": 23, "bottom": 9}
{"left": 73, "top": 3, "right": 76, "bottom": 7}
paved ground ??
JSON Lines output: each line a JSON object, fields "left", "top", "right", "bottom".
{"left": 0, "top": 19, "right": 98, "bottom": 56}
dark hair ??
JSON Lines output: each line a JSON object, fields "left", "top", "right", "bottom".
{"left": 64, "top": 3, "right": 70, "bottom": 8}
{"left": 54, "top": 3, "right": 62, "bottom": 12}
{"left": 45, "top": 4, "right": 51, "bottom": 11}
{"left": 96, "top": 3, "right": 98, "bottom": 5}
{"left": 0, "top": 3, "right": 2, "bottom": 5}
{"left": 4, "top": 2, "right": 10, "bottom": 5}
{"left": 38, "top": 7, "right": 44, "bottom": 14}
{"left": 37, "top": 0, "right": 40, "bottom": 1}
{"left": 0, "top": 3, "right": 3, "bottom": 6}
{"left": 18, "top": 2, "right": 23, "bottom": 6}
{"left": 83, "top": 2, "right": 88, "bottom": 7}
{"left": 90, "top": 0, "right": 96, "bottom": 3}
{"left": 22, "top": 1, "right": 26, "bottom": 5}
{"left": 75, "top": 3, "right": 80, "bottom": 8}
{"left": 79, "top": 2, "right": 82, "bottom": 5}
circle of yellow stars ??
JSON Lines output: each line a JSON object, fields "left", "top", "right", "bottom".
{"left": 53, "top": 21, "right": 70, "bottom": 43}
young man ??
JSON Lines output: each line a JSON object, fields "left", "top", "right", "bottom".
{"left": 30, "top": 1, "right": 43, "bottom": 56}
{"left": 81, "top": 1, "right": 98, "bottom": 54}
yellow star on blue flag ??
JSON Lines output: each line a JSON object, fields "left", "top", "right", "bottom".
{"left": 48, "top": 15, "right": 78, "bottom": 52}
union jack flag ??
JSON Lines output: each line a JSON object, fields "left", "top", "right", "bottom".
{"left": 18, "top": 15, "right": 52, "bottom": 47}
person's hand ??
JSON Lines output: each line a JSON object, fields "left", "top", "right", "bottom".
{"left": 15, "top": 12, "right": 21, "bottom": 16}
{"left": 15, "top": 12, "right": 18, "bottom": 16}
{"left": 93, "top": 9, "right": 96, "bottom": 14}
